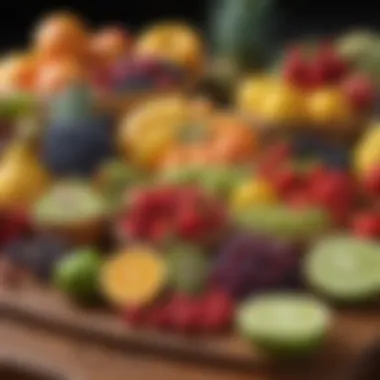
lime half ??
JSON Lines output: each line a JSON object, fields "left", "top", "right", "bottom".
{"left": 304, "top": 236, "right": 380, "bottom": 303}
{"left": 236, "top": 293, "right": 331, "bottom": 355}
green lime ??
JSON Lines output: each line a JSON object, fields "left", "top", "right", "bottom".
{"left": 236, "top": 293, "right": 332, "bottom": 356}
{"left": 54, "top": 247, "right": 103, "bottom": 303}
{"left": 304, "top": 236, "right": 380, "bottom": 303}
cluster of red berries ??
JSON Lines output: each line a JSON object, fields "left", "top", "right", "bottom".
{"left": 124, "top": 290, "right": 234, "bottom": 334}
{"left": 259, "top": 142, "right": 356, "bottom": 227}
{"left": 119, "top": 186, "right": 227, "bottom": 246}
{"left": 283, "top": 42, "right": 376, "bottom": 112}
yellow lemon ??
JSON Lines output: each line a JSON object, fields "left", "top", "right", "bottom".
{"left": 259, "top": 83, "right": 307, "bottom": 124}
{"left": 236, "top": 76, "right": 277, "bottom": 115}
{"left": 100, "top": 246, "right": 167, "bottom": 308}
{"left": 231, "top": 179, "right": 277, "bottom": 212}
{"left": 308, "top": 88, "right": 352, "bottom": 126}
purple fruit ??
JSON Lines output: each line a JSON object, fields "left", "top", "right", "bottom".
{"left": 4, "top": 233, "right": 71, "bottom": 281}
{"left": 211, "top": 232, "right": 303, "bottom": 299}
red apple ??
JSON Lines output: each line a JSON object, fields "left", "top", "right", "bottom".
{"left": 342, "top": 73, "right": 376, "bottom": 112}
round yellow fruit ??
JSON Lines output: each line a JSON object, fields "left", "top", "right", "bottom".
{"left": 100, "top": 246, "right": 167, "bottom": 308}
{"left": 354, "top": 124, "right": 380, "bottom": 175}
{"left": 308, "top": 88, "right": 352, "bottom": 126}
{"left": 259, "top": 83, "right": 307, "bottom": 125}
{"left": 236, "top": 76, "right": 276, "bottom": 115}
{"left": 135, "top": 22, "right": 203, "bottom": 73}
{"left": 231, "top": 178, "right": 277, "bottom": 212}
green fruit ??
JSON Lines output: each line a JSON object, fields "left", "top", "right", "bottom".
{"left": 161, "top": 164, "right": 249, "bottom": 198}
{"left": 54, "top": 247, "right": 102, "bottom": 303}
{"left": 97, "top": 160, "right": 144, "bottom": 210}
{"left": 304, "top": 236, "right": 380, "bottom": 303}
{"left": 236, "top": 204, "right": 330, "bottom": 241}
{"left": 32, "top": 180, "right": 107, "bottom": 227}
{"left": 236, "top": 293, "right": 332, "bottom": 356}
{"left": 166, "top": 244, "right": 210, "bottom": 294}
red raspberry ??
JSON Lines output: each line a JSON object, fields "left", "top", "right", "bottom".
{"left": 200, "top": 290, "right": 235, "bottom": 333}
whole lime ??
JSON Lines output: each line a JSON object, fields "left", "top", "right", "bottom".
{"left": 54, "top": 247, "right": 102, "bottom": 304}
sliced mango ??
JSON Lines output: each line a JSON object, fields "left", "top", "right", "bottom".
{"left": 101, "top": 246, "right": 167, "bottom": 308}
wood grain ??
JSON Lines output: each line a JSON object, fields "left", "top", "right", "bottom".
{"left": 0, "top": 285, "right": 379, "bottom": 378}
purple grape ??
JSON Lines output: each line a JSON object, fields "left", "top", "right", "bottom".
{"left": 211, "top": 232, "right": 303, "bottom": 299}
{"left": 4, "top": 234, "right": 71, "bottom": 281}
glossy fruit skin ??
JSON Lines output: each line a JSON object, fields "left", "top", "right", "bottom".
{"left": 308, "top": 88, "right": 352, "bottom": 126}
{"left": 135, "top": 22, "right": 203, "bottom": 74}
{"left": 32, "top": 12, "right": 89, "bottom": 61}
{"left": 54, "top": 248, "right": 102, "bottom": 303}
{"left": 211, "top": 232, "right": 301, "bottom": 298}
{"left": 341, "top": 73, "right": 376, "bottom": 112}
{"left": 230, "top": 178, "right": 277, "bottom": 212}
{"left": 42, "top": 116, "right": 114, "bottom": 176}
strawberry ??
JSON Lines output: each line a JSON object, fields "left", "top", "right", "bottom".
{"left": 352, "top": 212, "right": 380, "bottom": 239}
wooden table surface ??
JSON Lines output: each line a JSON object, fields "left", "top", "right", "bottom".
{"left": 0, "top": 315, "right": 373, "bottom": 380}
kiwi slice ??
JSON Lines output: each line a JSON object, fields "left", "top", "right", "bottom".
{"left": 304, "top": 236, "right": 380, "bottom": 303}
{"left": 236, "top": 293, "right": 332, "bottom": 356}
{"left": 236, "top": 204, "right": 330, "bottom": 241}
{"left": 32, "top": 180, "right": 107, "bottom": 227}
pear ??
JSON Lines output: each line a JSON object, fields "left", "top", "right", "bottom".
{"left": 0, "top": 117, "right": 50, "bottom": 209}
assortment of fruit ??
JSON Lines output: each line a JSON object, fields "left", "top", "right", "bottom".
{"left": 0, "top": 11, "right": 379, "bottom": 360}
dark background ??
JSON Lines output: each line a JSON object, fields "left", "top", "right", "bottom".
{"left": 0, "top": 1, "right": 380, "bottom": 49}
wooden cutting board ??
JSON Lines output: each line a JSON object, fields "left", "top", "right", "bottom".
{"left": 0, "top": 285, "right": 378, "bottom": 374}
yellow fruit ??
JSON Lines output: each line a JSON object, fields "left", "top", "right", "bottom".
{"left": 308, "top": 88, "right": 352, "bottom": 126}
{"left": 236, "top": 76, "right": 276, "bottom": 115}
{"left": 135, "top": 22, "right": 203, "bottom": 73}
{"left": 231, "top": 179, "right": 277, "bottom": 212}
{"left": 259, "top": 84, "right": 307, "bottom": 124}
{"left": 354, "top": 124, "right": 380, "bottom": 175}
{"left": 101, "top": 246, "right": 167, "bottom": 308}
{"left": 118, "top": 95, "right": 192, "bottom": 168}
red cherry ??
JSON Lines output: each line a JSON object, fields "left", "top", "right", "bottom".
{"left": 363, "top": 166, "right": 380, "bottom": 196}
{"left": 352, "top": 213, "right": 380, "bottom": 238}
{"left": 342, "top": 74, "right": 376, "bottom": 112}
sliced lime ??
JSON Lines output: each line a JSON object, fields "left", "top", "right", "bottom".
{"left": 304, "top": 236, "right": 380, "bottom": 302}
{"left": 236, "top": 293, "right": 332, "bottom": 355}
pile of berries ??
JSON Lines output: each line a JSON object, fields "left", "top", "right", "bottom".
{"left": 118, "top": 186, "right": 228, "bottom": 246}
{"left": 124, "top": 290, "right": 235, "bottom": 334}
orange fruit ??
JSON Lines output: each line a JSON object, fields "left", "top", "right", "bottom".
{"left": 100, "top": 246, "right": 167, "bottom": 308}
{"left": 135, "top": 22, "right": 203, "bottom": 73}
{"left": 89, "top": 26, "right": 132, "bottom": 65}
{"left": 32, "top": 11, "right": 89, "bottom": 61}
{"left": 34, "top": 59, "right": 84, "bottom": 94}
